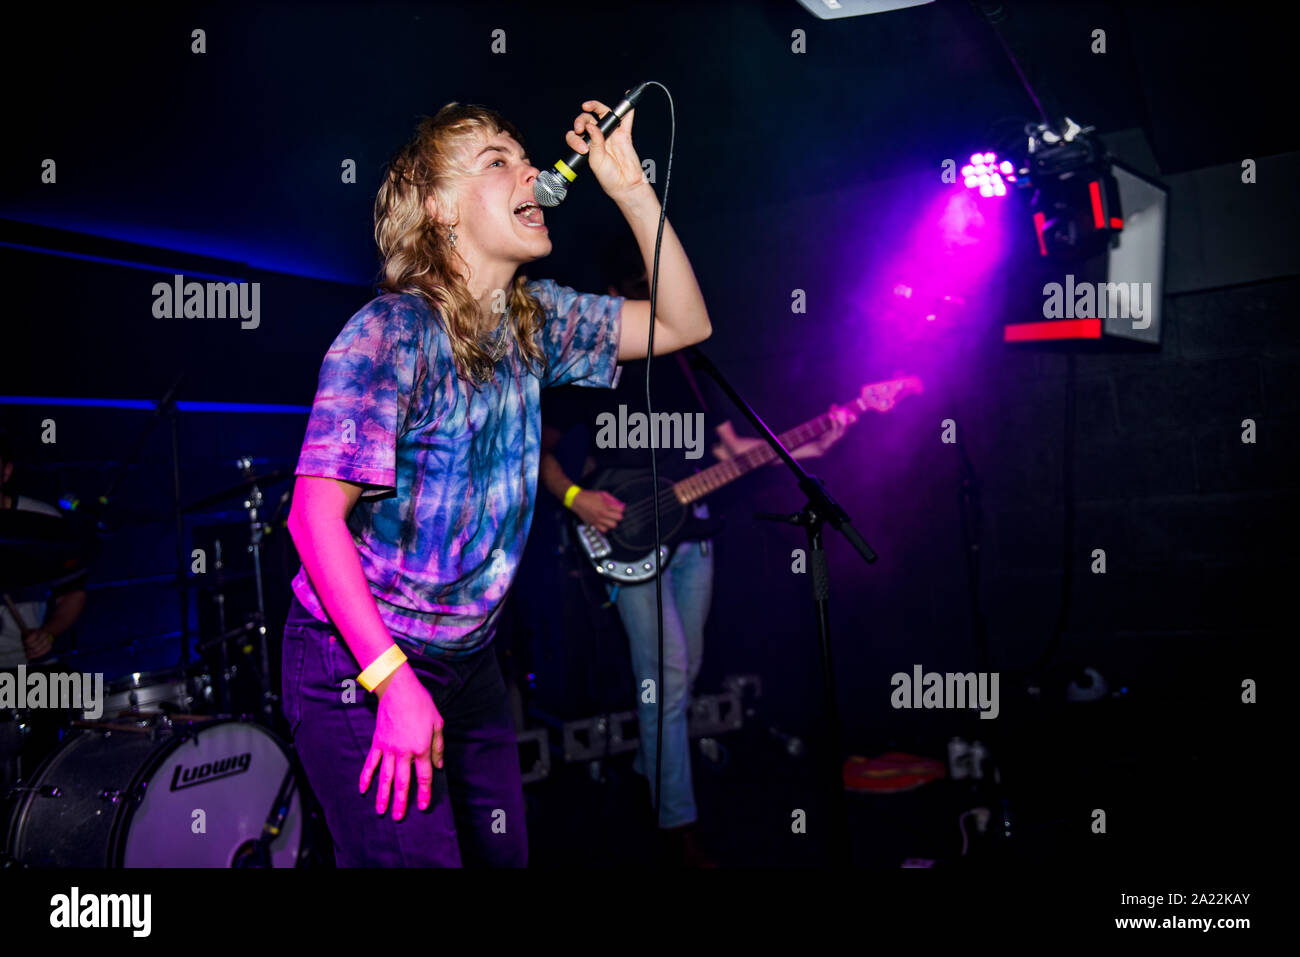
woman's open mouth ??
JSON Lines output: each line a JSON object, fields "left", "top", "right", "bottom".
{"left": 513, "top": 201, "right": 546, "bottom": 229}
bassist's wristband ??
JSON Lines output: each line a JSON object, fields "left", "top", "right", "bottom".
{"left": 563, "top": 484, "right": 583, "bottom": 509}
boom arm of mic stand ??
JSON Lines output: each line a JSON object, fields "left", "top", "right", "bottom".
{"left": 99, "top": 373, "right": 185, "bottom": 504}
{"left": 684, "top": 347, "right": 876, "bottom": 564}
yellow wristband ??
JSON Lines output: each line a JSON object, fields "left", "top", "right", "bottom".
{"left": 563, "top": 484, "right": 583, "bottom": 509}
{"left": 358, "top": 644, "right": 408, "bottom": 692}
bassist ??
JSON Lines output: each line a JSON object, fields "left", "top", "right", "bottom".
{"left": 539, "top": 243, "right": 852, "bottom": 866}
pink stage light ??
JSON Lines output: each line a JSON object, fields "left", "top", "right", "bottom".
{"left": 961, "top": 150, "right": 1016, "bottom": 198}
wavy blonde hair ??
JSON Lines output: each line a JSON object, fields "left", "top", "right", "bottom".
{"left": 374, "top": 103, "right": 548, "bottom": 385}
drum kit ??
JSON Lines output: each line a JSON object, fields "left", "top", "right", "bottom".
{"left": 1, "top": 460, "right": 314, "bottom": 868}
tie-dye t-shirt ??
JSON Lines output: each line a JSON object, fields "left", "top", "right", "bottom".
{"left": 290, "top": 279, "right": 624, "bottom": 657}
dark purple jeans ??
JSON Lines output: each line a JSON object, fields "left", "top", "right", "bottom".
{"left": 281, "top": 595, "right": 527, "bottom": 867}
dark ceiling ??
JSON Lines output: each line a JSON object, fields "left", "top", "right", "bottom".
{"left": 2, "top": 0, "right": 1291, "bottom": 285}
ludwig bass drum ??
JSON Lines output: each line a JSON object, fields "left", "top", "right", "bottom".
{"left": 5, "top": 717, "right": 302, "bottom": 867}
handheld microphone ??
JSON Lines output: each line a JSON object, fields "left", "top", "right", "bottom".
{"left": 534, "top": 83, "right": 648, "bottom": 208}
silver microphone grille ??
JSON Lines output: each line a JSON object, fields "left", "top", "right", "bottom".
{"left": 534, "top": 170, "right": 568, "bottom": 208}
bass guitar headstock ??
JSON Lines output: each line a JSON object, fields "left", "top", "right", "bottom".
{"left": 855, "top": 375, "right": 925, "bottom": 414}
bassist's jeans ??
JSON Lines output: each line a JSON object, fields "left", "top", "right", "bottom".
{"left": 611, "top": 539, "right": 713, "bottom": 829}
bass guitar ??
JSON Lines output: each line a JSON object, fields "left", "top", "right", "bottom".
{"left": 572, "top": 375, "right": 923, "bottom": 583}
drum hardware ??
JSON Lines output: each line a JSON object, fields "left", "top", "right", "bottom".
{"left": 193, "top": 619, "right": 269, "bottom": 719}
{"left": 2, "top": 681, "right": 70, "bottom": 792}
{"left": 1, "top": 452, "right": 296, "bottom": 842}
{"left": 195, "top": 618, "right": 257, "bottom": 716}
{"left": 82, "top": 455, "right": 289, "bottom": 727}
{"left": 184, "top": 456, "right": 287, "bottom": 725}
{"left": 233, "top": 765, "right": 298, "bottom": 868}
{"left": 5, "top": 710, "right": 31, "bottom": 736}
{"left": 238, "top": 457, "right": 276, "bottom": 725}
{"left": 180, "top": 466, "right": 291, "bottom": 517}
{"left": 213, "top": 538, "right": 231, "bottom": 714}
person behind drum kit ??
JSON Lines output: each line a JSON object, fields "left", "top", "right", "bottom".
{"left": 281, "top": 100, "right": 712, "bottom": 867}
{"left": 539, "top": 237, "right": 854, "bottom": 866}
{"left": 0, "top": 430, "right": 87, "bottom": 667}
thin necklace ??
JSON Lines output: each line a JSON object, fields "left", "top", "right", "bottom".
{"left": 488, "top": 314, "right": 510, "bottom": 361}
{"left": 475, "top": 311, "right": 510, "bottom": 383}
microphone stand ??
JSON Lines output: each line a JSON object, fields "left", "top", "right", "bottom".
{"left": 98, "top": 375, "right": 190, "bottom": 669}
{"left": 686, "top": 347, "right": 877, "bottom": 868}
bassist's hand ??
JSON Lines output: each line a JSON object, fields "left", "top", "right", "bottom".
{"left": 792, "top": 402, "right": 856, "bottom": 458}
{"left": 572, "top": 490, "right": 624, "bottom": 532}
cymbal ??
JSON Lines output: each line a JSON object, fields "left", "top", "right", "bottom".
{"left": 0, "top": 511, "right": 100, "bottom": 590}
{"left": 181, "top": 469, "right": 292, "bottom": 514}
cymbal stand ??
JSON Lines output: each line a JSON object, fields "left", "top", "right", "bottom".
{"left": 212, "top": 538, "right": 232, "bottom": 714}
{"left": 235, "top": 456, "right": 275, "bottom": 724}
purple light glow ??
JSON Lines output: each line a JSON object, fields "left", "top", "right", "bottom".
{"left": 859, "top": 185, "right": 1007, "bottom": 342}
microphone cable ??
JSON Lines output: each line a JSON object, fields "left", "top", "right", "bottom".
{"left": 635, "top": 81, "right": 675, "bottom": 831}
